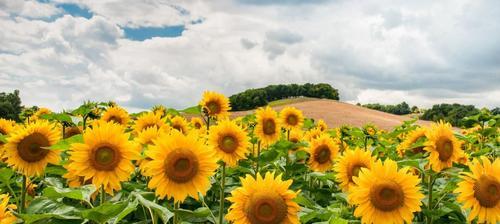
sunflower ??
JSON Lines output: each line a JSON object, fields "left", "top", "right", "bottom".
{"left": 397, "top": 127, "right": 427, "bottom": 157}
{"left": 152, "top": 105, "right": 167, "bottom": 117}
{"left": 288, "top": 129, "right": 304, "bottom": 152}
{"left": 31, "top": 107, "right": 51, "bottom": 121}
{"left": 170, "top": 116, "right": 189, "bottom": 134}
{"left": 454, "top": 157, "right": 500, "bottom": 223}
{"left": 0, "top": 194, "right": 17, "bottom": 224}
{"left": 64, "top": 126, "right": 82, "bottom": 139}
{"left": 145, "top": 130, "right": 218, "bottom": 202}
{"left": 101, "top": 106, "right": 130, "bottom": 126}
{"left": 3, "top": 120, "right": 60, "bottom": 176}
{"left": 190, "top": 117, "right": 205, "bottom": 130}
{"left": 199, "top": 91, "right": 231, "bottom": 118}
{"left": 304, "top": 127, "right": 323, "bottom": 142}
{"left": 316, "top": 119, "right": 328, "bottom": 131}
{"left": 348, "top": 159, "right": 424, "bottom": 224}
{"left": 255, "top": 107, "right": 281, "bottom": 146}
{"left": 136, "top": 126, "right": 163, "bottom": 146}
{"left": 226, "top": 172, "right": 300, "bottom": 224}
{"left": 307, "top": 134, "right": 338, "bottom": 172}
{"left": 334, "top": 148, "right": 374, "bottom": 192}
{"left": 280, "top": 107, "right": 304, "bottom": 130}
{"left": 66, "top": 122, "right": 139, "bottom": 194}
{"left": 134, "top": 112, "right": 165, "bottom": 134}
{"left": 0, "top": 118, "right": 15, "bottom": 136}
{"left": 208, "top": 119, "right": 249, "bottom": 167}
{"left": 424, "top": 121, "right": 463, "bottom": 172}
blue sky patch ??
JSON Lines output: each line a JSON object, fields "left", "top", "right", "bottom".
{"left": 57, "top": 3, "right": 93, "bottom": 19}
{"left": 123, "top": 25, "right": 185, "bottom": 41}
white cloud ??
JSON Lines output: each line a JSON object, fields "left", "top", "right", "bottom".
{"left": 0, "top": 0, "right": 499, "bottom": 112}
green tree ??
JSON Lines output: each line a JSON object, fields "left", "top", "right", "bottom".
{"left": 0, "top": 90, "right": 22, "bottom": 121}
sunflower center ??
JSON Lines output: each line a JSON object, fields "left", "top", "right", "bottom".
{"left": 247, "top": 193, "right": 287, "bottom": 224}
{"left": 164, "top": 149, "right": 199, "bottom": 183}
{"left": 172, "top": 124, "right": 183, "bottom": 132}
{"left": 0, "top": 128, "right": 6, "bottom": 135}
{"left": 17, "top": 133, "right": 50, "bottom": 162}
{"left": 370, "top": 181, "right": 404, "bottom": 211}
{"left": 64, "top": 127, "right": 81, "bottom": 139}
{"left": 108, "top": 116, "right": 122, "bottom": 124}
{"left": 194, "top": 122, "right": 202, "bottom": 129}
{"left": 92, "top": 146, "right": 121, "bottom": 171}
{"left": 348, "top": 164, "right": 366, "bottom": 182}
{"left": 314, "top": 145, "right": 331, "bottom": 164}
{"left": 206, "top": 101, "right": 221, "bottom": 115}
{"left": 219, "top": 135, "right": 238, "bottom": 153}
{"left": 436, "top": 138, "right": 453, "bottom": 161}
{"left": 144, "top": 123, "right": 158, "bottom": 130}
{"left": 263, "top": 119, "right": 276, "bottom": 135}
{"left": 286, "top": 114, "right": 298, "bottom": 126}
{"left": 473, "top": 175, "right": 500, "bottom": 208}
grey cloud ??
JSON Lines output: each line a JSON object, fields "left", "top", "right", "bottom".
{"left": 240, "top": 38, "right": 257, "bottom": 49}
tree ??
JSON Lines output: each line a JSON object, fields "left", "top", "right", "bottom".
{"left": 420, "top": 103, "right": 480, "bottom": 127}
{"left": 0, "top": 90, "right": 22, "bottom": 121}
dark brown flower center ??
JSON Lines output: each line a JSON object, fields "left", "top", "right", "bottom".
{"left": 91, "top": 146, "right": 121, "bottom": 171}
{"left": 172, "top": 124, "right": 184, "bottom": 133}
{"left": 143, "top": 123, "right": 158, "bottom": 131}
{"left": 473, "top": 175, "right": 500, "bottom": 208}
{"left": 348, "top": 164, "right": 366, "bottom": 182}
{"left": 286, "top": 114, "right": 298, "bottom": 126}
{"left": 247, "top": 193, "right": 287, "bottom": 224}
{"left": 64, "top": 127, "right": 81, "bottom": 139}
{"left": 219, "top": 135, "right": 238, "bottom": 153}
{"left": 206, "top": 101, "right": 221, "bottom": 115}
{"left": 164, "top": 149, "right": 199, "bottom": 183}
{"left": 194, "top": 122, "right": 202, "bottom": 129}
{"left": 0, "top": 128, "right": 6, "bottom": 135}
{"left": 17, "top": 133, "right": 50, "bottom": 162}
{"left": 263, "top": 119, "right": 276, "bottom": 135}
{"left": 436, "top": 138, "right": 453, "bottom": 161}
{"left": 370, "top": 181, "right": 404, "bottom": 211}
{"left": 314, "top": 145, "right": 331, "bottom": 164}
{"left": 108, "top": 116, "right": 122, "bottom": 124}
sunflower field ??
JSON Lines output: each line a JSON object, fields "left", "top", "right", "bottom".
{"left": 0, "top": 91, "right": 498, "bottom": 224}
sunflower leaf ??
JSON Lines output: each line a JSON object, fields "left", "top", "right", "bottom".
{"left": 131, "top": 191, "right": 174, "bottom": 223}
{"left": 81, "top": 202, "right": 129, "bottom": 223}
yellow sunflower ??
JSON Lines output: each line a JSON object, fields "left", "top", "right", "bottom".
{"left": 152, "top": 105, "right": 167, "bottom": 117}
{"left": 199, "top": 91, "right": 231, "bottom": 118}
{"left": 64, "top": 126, "right": 82, "bottom": 139}
{"left": 145, "top": 130, "right": 218, "bottom": 202}
{"left": 134, "top": 112, "right": 165, "bottom": 134}
{"left": 316, "top": 119, "right": 328, "bottom": 131}
{"left": 288, "top": 129, "right": 304, "bottom": 152}
{"left": 280, "top": 107, "right": 304, "bottom": 130}
{"left": 307, "top": 133, "right": 338, "bottom": 172}
{"left": 334, "top": 148, "right": 375, "bottom": 192}
{"left": 255, "top": 107, "right": 281, "bottom": 146}
{"left": 136, "top": 126, "right": 163, "bottom": 146}
{"left": 208, "top": 119, "right": 249, "bottom": 167}
{"left": 454, "top": 157, "right": 500, "bottom": 223}
{"left": 190, "top": 117, "right": 205, "bottom": 130}
{"left": 397, "top": 127, "right": 427, "bottom": 157}
{"left": 226, "top": 172, "right": 300, "bottom": 224}
{"left": 66, "top": 122, "right": 140, "bottom": 194}
{"left": 0, "top": 194, "right": 17, "bottom": 224}
{"left": 304, "top": 127, "right": 323, "bottom": 142}
{"left": 101, "top": 106, "right": 130, "bottom": 126}
{"left": 170, "top": 116, "right": 189, "bottom": 134}
{"left": 348, "top": 159, "right": 424, "bottom": 224}
{"left": 31, "top": 108, "right": 51, "bottom": 121}
{"left": 3, "top": 120, "right": 60, "bottom": 176}
{"left": 424, "top": 121, "right": 463, "bottom": 172}
{"left": 0, "top": 118, "right": 15, "bottom": 136}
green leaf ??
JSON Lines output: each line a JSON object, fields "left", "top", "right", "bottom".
{"left": 110, "top": 199, "right": 139, "bottom": 224}
{"left": 181, "top": 105, "right": 201, "bottom": 115}
{"left": 131, "top": 192, "right": 174, "bottom": 223}
{"left": 0, "top": 167, "right": 14, "bottom": 185}
{"left": 21, "top": 197, "right": 82, "bottom": 224}
{"left": 42, "top": 185, "right": 96, "bottom": 203}
{"left": 0, "top": 134, "right": 7, "bottom": 143}
{"left": 81, "top": 202, "right": 128, "bottom": 223}
{"left": 259, "top": 150, "right": 279, "bottom": 162}
{"left": 45, "top": 165, "right": 68, "bottom": 176}
{"left": 294, "top": 195, "right": 316, "bottom": 208}
{"left": 49, "top": 134, "right": 83, "bottom": 151}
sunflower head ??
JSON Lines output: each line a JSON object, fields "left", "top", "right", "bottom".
{"left": 208, "top": 119, "right": 249, "bottom": 166}
{"left": 280, "top": 107, "right": 304, "bottom": 130}
{"left": 151, "top": 105, "right": 167, "bottom": 117}
{"left": 31, "top": 108, "right": 51, "bottom": 121}
{"left": 0, "top": 194, "right": 17, "bottom": 223}
{"left": 64, "top": 126, "right": 82, "bottom": 139}
{"left": 348, "top": 159, "right": 424, "bottom": 224}
{"left": 455, "top": 157, "right": 500, "bottom": 223}
{"left": 3, "top": 120, "right": 61, "bottom": 176}
{"left": 136, "top": 126, "right": 164, "bottom": 146}
{"left": 101, "top": 106, "right": 130, "bottom": 126}
{"left": 307, "top": 133, "right": 338, "bottom": 172}
{"left": 255, "top": 107, "right": 281, "bottom": 146}
{"left": 424, "top": 121, "right": 463, "bottom": 172}
{"left": 0, "top": 118, "right": 15, "bottom": 136}
{"left": 190, "top": 117, "right": 205, "bottom": 130}
{"left": 226, "top": 172, "right": 300, "bottom": 224}
{"left": 134, "top": 112, "right": 165, "bottom": 134}
{"left": 334, "top": 148, "right": 375, "bottom": 192}
{"left": 288, "top": 129, "right": 304, "bottom": 152}
{"left": 304, "top": 127, "right": 323, "bottom": 142}
{"left": 145, "top": 130, "right": 218, "bottom": 202}
{"left": 199, "top": 91, "right": 231, "bottom": 118}
{"left": 397, "top": 127, "right": 427, "bottom": 157}
{"left": 169, "top": 116, "right": 189, "bottom": 134}
{"left": 66, "top": 121, "right": 140, "bottom": 194}
{"left": 316, "top": 119, "right": 328, "bottom": 131}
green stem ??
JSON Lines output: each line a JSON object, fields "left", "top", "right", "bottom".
{"left": 20, "top": 175, "right": 27, "bottom": 213}
{"left": 364, "top": 136, "right": 368, "bottom": 150}
{"left": 219, "top": 163, "right": 226, "bottom": 224}
{"left": 62, "top": 125, "right": 66, "bottom": 139}
{"left": 174, "top": 202, "right": 180, "bottom": 224}
{"left": 255, "top": 142, "right": 261, "bottom": 177}
{"left": 427, "top": 173, "right": 435, "bottom": 224}
{"left": 100, "top": 185, "right": 105, "bottom": 205}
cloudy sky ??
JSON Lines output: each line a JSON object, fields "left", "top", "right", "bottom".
{"left": 1, "top": 0, "right": 499, "bottom": 111}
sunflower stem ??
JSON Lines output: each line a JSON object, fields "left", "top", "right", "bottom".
{"left": 20, "top": 175, "right": 27, "bottom": 213}
{"left": 174, "top": 202, "right": 180, "bottom": 224}
{"left": 426, "top": 173, "right": 435, "bottom": 224}
{"left": 218, "top": 162, "right": 226, "bottom": 224}
{"left": 100, "top": 185, "right": 105, "bottom": 205}
{"left": 254, "top": 141, "right": 261, "bottom": 177}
